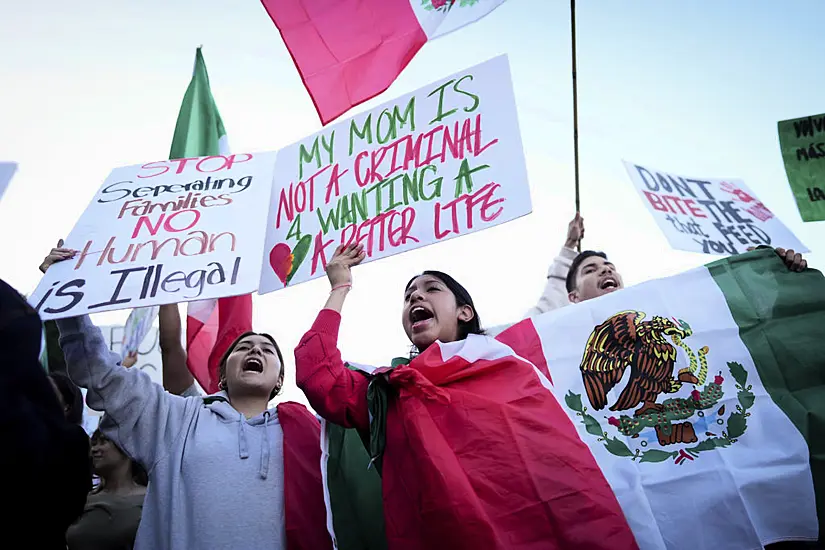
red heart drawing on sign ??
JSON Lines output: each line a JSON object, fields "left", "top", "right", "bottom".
{"left": 269, "top": 243, "right": 292, "bottom": 285}
{"left": 269, "top": 234, "right": 312, "bottom": 286}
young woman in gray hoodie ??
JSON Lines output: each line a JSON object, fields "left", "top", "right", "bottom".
{"left": 41, "top": 246, "right": 331, "bottom": 550}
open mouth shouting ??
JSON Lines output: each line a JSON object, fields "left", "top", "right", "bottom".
{"left": 599, "top": 276, "right": 620, "bottom": 293}
{"left": 242, "top": 356, "right": 264, "bottom": 373}
{"left": 409, "top": 305, "right": 434, "bottom": 332}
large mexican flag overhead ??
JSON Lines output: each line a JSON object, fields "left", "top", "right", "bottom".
{"left": 260, "top": 0, "right": 508, "bottom": 124}
{"left": 321, "top": 248, "right": 824, "bottom": 549}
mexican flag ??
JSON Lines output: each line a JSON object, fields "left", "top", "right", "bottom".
{"left": 260, "top": 0, "right": 507, "bottom": 124}
{"left": 171, "top": 47, "right": 253, "bottom": 394}
{"left": 321, "top": 248, "right": 824, "bottom": 549}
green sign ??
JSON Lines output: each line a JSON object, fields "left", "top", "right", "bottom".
{"left": 777, "top": 113, "right": 825, "bottom": 222}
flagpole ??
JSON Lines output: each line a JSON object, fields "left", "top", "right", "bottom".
{"left": 570, "top": 0, "right": 582, "bottom": 252}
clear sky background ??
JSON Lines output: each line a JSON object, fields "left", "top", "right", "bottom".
{"left": 1, "top": 1, "right": 823, "bottom": 405}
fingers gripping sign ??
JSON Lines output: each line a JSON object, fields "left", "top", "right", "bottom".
{"left": 326, "top": 243, "right": 366, "bottom": 288}
{"left": 324, "top": 243, "right": 365, "bottom": 313}
{"left": 39, "top": 239, "right": 78, "bottom": 273}
{"left": 122, "top": 352, "right": 138, "bottom": 368}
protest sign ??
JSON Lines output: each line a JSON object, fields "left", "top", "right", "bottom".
{"left": 30, "top": 152, "right": 277, "bottom": 319}
{"left": 0, "top": 162, "right": 17, "bottom": 202}
{"left": 623, "top": 161, "right": 807, "bottom": 255}
{"left": 259, "top": 55, "right": 530, "bottom": 293}
{"left": 103, "top": 323, "right": 163, "bottom": 383}
{"left": 121, "top": 306, "right": 160, "bottom": 362}
{"left": 777, "top": 113, "right": 825, "bottom": 222}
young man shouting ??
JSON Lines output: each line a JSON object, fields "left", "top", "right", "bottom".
{"left": 526, "top": 213, "right": 808, "bottom": 311}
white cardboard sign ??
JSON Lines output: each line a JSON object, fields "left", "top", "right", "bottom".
{"left": 121, "top": 306, "right": 160, "bottom": 360}
{"left": 30, "top": 152, "right": 277, "bottom": 319}
{"left": 623, "top": 160, "right": 808, "bottom": 255}
{"left": 259, "top": 55, "right": 531, "bottom": 293}
{"left": 0, "top": 162, "right": 18, "bottom": 202}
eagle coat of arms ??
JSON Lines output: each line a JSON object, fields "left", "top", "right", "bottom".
{"left": 422, "top": 0, "right": 480, "bottom": 12}
{"left": 565, "top": 311, "right": 755, "bottom": 464}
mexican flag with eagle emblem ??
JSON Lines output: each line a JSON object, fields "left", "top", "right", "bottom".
{"left": 317, "top": 248, "right": 825, "bottom": 550}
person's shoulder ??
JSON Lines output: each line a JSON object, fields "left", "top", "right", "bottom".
{"left": 84, "top": 490, "right": 106, "bottom": 503}
{"left": 179, "top": 383, "right": 203, "bottom": 399}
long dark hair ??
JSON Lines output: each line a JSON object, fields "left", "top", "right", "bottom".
{"left": 48, "top": 372, "right": 84, "bottom": 425}
{"left": 218, "top": 332, "right": 284, "bottom": 400}
{"left": 405, "top": 271, "right": 484, "bottom": 353}
{"left": 90, "top": 429, "right": 148, "bottom": 490}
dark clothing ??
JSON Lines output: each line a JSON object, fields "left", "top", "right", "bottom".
{"left": 0, "top": 278, "right": 92, "bottom": 547}
{"left": 66, "top": 492, "right": 145, "bottom": 550}
{"left": 44, "top": 319, "right": 68, "bottom": 372}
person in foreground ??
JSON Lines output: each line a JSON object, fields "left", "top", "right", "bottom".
{"left": 0, "top": 277, "right": 92, "bottom": 547}
{"left": 47, "top": 371, "right": 85, "bottom": 425}
{"left": 42, "top": 251, "right": 332, "bottom": 549}
{"left": 66, "top": 429, "right": 148, "bottom": 550}
{"left": 295, "top": 244, "right": 639, "bottom": 550}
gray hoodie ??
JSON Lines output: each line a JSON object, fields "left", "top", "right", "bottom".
{"left": 57, "top": 315, "right": 286, "bottom": 550}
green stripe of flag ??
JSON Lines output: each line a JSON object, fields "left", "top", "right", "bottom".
{"left": 709, "top": 248, "right": 825, "bottom": 532}
{"left": 169, "top": 47, "right": 226, "bottom": 159}
{"left": 323, "top": 422, "right": 386, "bottom": 550}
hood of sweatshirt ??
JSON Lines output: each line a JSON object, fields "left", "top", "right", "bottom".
{"left": 201, "top": 391, "right": 277, "bottom": 479}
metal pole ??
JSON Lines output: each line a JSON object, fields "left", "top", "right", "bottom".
{"left": 570, "top": 0, "right": 582, "bottom": 251}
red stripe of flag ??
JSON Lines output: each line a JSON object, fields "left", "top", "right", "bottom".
{"left": 278, "top": 402, "right": 335, "bottom": 550}
{"left": 379, "top": 335, "right": 637, "bottom": 549}
{"left": 260, "top": 0, "right": 427, "bottom": 124}
{"left": 186, "top": 295, "right": 253, "bottom": 394}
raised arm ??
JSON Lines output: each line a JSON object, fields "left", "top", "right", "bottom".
{"left": 40, "top": 243, "right": 193, "bottom": 469}
{"left": 524, "top": 213, "right": 583, "bottom": 317}
{"left": 58, "top": 315, "right": 193, "bottom": 469}
{"left": 294, "top": 244, "right": 369, "bottom": 431}
{"left": 158, "top": 303, "right": 197, "bottom": 396}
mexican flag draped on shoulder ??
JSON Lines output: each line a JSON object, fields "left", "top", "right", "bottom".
{"left": 322, "top": 248, "right": 824, "bottom": 549}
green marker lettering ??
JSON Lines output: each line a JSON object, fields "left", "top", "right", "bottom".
{"left": 285, "top": 214, "right": 302, "bottom": 241}
{"left": 453, "top": 159, "right": 490, "bottom": 198}
{"left": 428, "top": 79, "right": 457, "bottom": 125}
{"left": 316, "top": 206, "right": 340, "bottom": 234}
{"left": 453, "top": 74, "right": 479, "bottom": 114}
{"left": 298, "top": 137, "right": 322, "bottom": 180}
{"left": 349, "top": 115, "right": 373, "bottom": 156}
{"left": 420, "top": 164, "right": 442, "bottom": 201}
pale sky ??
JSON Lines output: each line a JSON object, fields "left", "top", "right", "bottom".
{"left": 2, "top": 1, "right": 823, "bottom": 406}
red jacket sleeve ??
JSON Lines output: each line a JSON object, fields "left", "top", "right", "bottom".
{"left": 294, "top": 309, "right": 370, "bottom": 432}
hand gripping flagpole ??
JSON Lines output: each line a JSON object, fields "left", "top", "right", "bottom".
{"left": 570, "top": 0, "right": 582, "bottom": 252}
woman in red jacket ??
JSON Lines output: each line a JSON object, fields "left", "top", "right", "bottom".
{"left": 295, "top": 244, "right": 639, "bottom": 550}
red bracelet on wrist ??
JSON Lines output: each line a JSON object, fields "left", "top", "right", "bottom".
{"left": 330, "top": 283, "right": 352, "bottom": 293}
